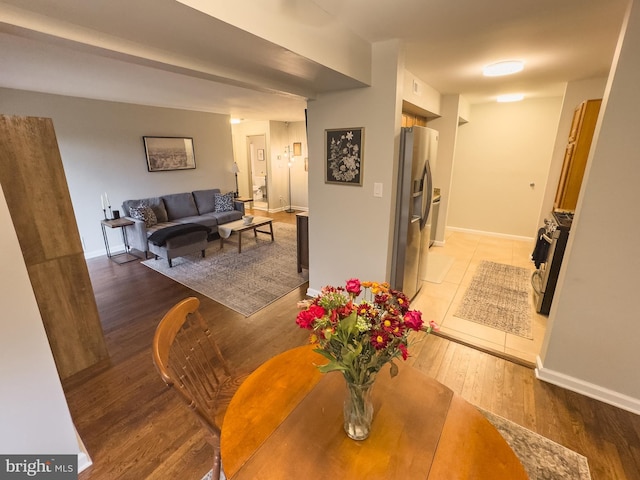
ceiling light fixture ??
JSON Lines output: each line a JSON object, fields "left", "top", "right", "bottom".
{"left": 497, "top": 93, "right": 525, "bottom": 103}
{"left": 483, "top": 60, "right": 524, "bottom": 77}
{"left": 230, "top": 118, "right": 243, "bottom": 124}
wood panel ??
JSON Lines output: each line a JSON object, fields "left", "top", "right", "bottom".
{"left": 0, "top": 115, "right": 108, "bottom": 378}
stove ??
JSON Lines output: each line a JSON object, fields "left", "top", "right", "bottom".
{"left": 552, "top": 210, "right": 574, "bottom": 230}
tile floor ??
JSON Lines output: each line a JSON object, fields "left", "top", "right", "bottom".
{"left": 411, "top": 230, "right": 547, "bottom": 366}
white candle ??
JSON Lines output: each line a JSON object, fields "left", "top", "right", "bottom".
{"left": 101, "top": 194, "right": 105, "bottom": 209}
{"left": 104, "top": 192, "right": 110, "bottom": 207}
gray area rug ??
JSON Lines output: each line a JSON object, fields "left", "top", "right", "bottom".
{"left": 455, "top": 260, "right": 533, "bottom": 338}
{"left": 201, "top": 409, "right": 590, "bottom": 480}
{"left": 479, "top": 408, "right": 591, "bottom": 480}
{"left": 142, "top": 222, "right": 307, "bottom": 317}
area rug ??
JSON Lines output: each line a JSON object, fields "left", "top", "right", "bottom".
{"left": 142, "top": 222, "right": 307, "bottom": 317}
{"left": 424, "top": 254, "right": 455, "bottom": 284}
{"left": 201, "top": 410, "right": 590, "bottom": 480}
{"left": 479, "top": 408, "right": 591, "bottom": 480}
{"left": 455, "top": 260, "right": 533, "bottom": 338}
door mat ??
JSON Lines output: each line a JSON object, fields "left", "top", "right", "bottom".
{"left": 455, "top": 260, "right": 533, "bottom": 338}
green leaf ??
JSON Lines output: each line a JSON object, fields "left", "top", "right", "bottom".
{"left": 317, "top": 362, "right": 348, "bottom": 373}
{"left": 389, "top": 361, "right": 398, "bottom": 378}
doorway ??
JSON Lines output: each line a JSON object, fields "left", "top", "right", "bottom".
{"left": 247, "top": 134, "right": 268, "bottom": 211}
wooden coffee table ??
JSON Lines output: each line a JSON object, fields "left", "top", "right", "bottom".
{"left": 218, "top": 216, "right": 274, "bottom": 253}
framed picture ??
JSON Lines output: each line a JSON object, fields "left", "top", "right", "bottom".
{"left": 257, "top": 149, "right": 265, "bottom": 161}
{"left": 143, "top": 136, "right": 196, "bottom": 172}
{"left": 325, "top": 128, "right": 364, "bottom": 186}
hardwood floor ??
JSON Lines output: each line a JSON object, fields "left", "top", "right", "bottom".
{"left": 65, "top": 210, "right": 640, "bottom": 480}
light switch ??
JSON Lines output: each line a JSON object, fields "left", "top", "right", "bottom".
{"left": 373, "top": 182, "right": 383, "bottom": 198}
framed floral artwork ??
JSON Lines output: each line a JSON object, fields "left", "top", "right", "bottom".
{"left": 325, "top": 127, "right": 364, "bottom": 186}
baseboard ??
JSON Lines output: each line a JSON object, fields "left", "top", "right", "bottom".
{"left": 75, "top": 427, "right": 92, "bottom": 473}
{"left": 535, "top": 356, "right": 640, "bottom": 415}
{"left": 445, "top": 226, "right": 534, "bottom": 242}
{"left": 306, "top": 287, "right": 320, "bottom": 298}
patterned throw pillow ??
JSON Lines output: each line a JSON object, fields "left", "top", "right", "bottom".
{"left": 129, "top": 204, "right": 158, "bottom": 228}
{"left": 214, "top": 192, "right": 235, "bottom": 212}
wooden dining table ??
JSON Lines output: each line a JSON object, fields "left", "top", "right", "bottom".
{"left": 220, "top": 345, "right": 528, "bottom": 479}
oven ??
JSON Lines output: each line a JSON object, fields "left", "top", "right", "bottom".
{"left": 531, "top": 211, "right": 573, "bottom": 314}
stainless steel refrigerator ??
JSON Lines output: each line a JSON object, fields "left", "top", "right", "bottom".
{"left": 391, "top": 126, "right": 438, "bottom": 299}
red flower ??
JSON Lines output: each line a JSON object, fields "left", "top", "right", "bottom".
{"left": 370, "top": 331, "right": 389, "bottom": 350}
{"left": 345, "top": 278, "right": 362, "bottom": 296}
{"left": 403, "top": 310, "right": 424, "bottom": 331}
{"left": 382, "top": 316, "right": 404, "bottom": 337}
{"left": 398, "top": 343, "right": 409, "bottom": 360}
{"left": 295, "top": 304, "right": 325, "bottom": 329}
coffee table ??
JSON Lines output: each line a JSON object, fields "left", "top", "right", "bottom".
{"left": 218, "top": 216, "right": 274, "bottom": 253}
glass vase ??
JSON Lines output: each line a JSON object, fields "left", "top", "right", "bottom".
{"left": 343, "top": 376, "right": 375, "bottom": 440}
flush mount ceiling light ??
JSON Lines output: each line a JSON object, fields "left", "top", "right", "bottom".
{"left": 497, "top": 93, "right": 525, "bottom": 103}
{"left": 230, "top": 118, "right": 243, "bottom": 124}
{"left": 483, "top": 60, "right": 524, "bottom": 77}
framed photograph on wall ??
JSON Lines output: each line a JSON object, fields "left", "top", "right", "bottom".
{"left": 143, "top": 136, "right": 196, "bottom": 172}
{"left": 325, "top": 128, "right": 364, "bottom": 186}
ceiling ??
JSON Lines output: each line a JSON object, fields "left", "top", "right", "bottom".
{"left": 0, "top": 0, "right": 630, "bottom": 122}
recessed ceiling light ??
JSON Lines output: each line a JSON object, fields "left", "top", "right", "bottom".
{"left": 497, "top": 93, "right": 525, "bottom": 103}
{"left": 483, "top": 60, "right": 524, "bottom": 77}
{"left": 230, "top": 118, "right": 243, "bottom": 124}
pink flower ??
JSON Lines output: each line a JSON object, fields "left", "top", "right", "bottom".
{"left": 403, "top": 310, "right": 424, "bottom": 331}
{"left": 429, "top": 320, "right": 440, "bottom": 331}
{"left": 345, "top": 278, "right": 362, "bottom": 296}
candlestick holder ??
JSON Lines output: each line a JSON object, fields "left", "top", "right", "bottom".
{"left": 103, "top": 208, "right": 108, "bottom": 220}
{"left": 108, "top": 206, "right": 113, "bottom": 220}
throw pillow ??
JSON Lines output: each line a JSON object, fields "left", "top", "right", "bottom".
{"left": 214, "top": 192, "right": 235, "bottom": 212}
{"left": 129, "top": 204, "right": 158, "bottom": 228}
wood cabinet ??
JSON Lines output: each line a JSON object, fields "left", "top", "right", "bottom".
{"left": 554, "top": 99, "right": 602, "bottom": 211}
{"left": 296, "top": 212, "right": 308, "bottom": 273}
{"left": 0, "top": 115, "right": 108, "bottom": 379}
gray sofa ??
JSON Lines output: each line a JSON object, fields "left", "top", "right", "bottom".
{"left": 121, "top": 189, "right": 245, "bottom": 261}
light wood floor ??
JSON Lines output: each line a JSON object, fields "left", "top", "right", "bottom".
{"left": 414, "top": 230, "right": 546, "bottom": 366}
{"left": 66, "top": 210, "right": 640, "bottom": 480}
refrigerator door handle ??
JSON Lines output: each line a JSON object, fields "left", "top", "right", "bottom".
{"left": 420, "top": 161, "right": 433, "bottom": 230}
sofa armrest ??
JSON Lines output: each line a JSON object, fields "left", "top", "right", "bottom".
{"left": 234, "top": 201, "right": 246, "bottom": 215}
{"left": 123, "top": 217, "right": 149, "bottom": 253}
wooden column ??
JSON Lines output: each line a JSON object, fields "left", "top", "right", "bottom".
{"left": 0, "top": 115, "right": 108, "bottom": 379}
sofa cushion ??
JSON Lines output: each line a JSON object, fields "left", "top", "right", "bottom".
{"left": 175, "top": 215, "right": 219, "bottom": 229}
{"left": 203, "top": 210, "right": 243, "bottom": 224}
{"left": 122, "top": 197, "right": 168, "bottom": 223}
{"left": 129, "top": 204, "right": 158, "bottom": 228}
{"left": 162, "top": 192, "right": 199, "bottom": 220}
{"left": 192, "top": 188, "right": 222, "bottom": 214}
{"left": 214, "top": 192, "right": 235, "bottom": 212}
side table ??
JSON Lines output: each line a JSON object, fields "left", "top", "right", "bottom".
{"left": 101, "top": 218, "right": 139, "bottom": 264}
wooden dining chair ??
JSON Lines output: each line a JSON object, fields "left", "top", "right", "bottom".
{"left": 152, "top": 297, "right": 233, "bottom": 480}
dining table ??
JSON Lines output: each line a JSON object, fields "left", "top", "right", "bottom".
{"left": 220, "top": 345, "right": 528, "bottom": 479}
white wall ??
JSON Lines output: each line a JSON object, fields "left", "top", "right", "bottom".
{"left": 428, "top": 95, "right": 463, "bottom": 245}
{"left": 448, "top": 97, "right": 563, "bottom": 238}
{"left": 538, "top": 0, "right": 640, "bottom": 413}
{"left": 537, "top": 77, "right": 607, "bottom": 226}
{"left": 0, "top": 88, "right": 236, "bottom": 257}
{"left": 306, "top": 40, "right": 403, "bottom": 292}
{"left": 0, "top": 184, "right": 82, "bottom": 457}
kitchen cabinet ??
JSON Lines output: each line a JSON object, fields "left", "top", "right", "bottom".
{"left": 554, "top": 99, "right": 602, "bottom": 211}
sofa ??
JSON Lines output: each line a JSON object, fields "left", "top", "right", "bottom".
{"left": 121, "top": 189, "right": 245, "bottom": 264}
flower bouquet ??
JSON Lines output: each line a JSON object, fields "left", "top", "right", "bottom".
{"left": 296, "top": 278, "right": 438, "bottom": 439}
